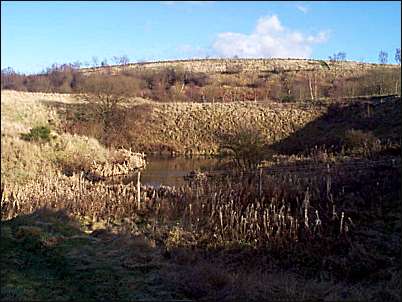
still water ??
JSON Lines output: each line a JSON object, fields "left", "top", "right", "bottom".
{"left": 141, "top": 155, "right": 221, "bottom": 187}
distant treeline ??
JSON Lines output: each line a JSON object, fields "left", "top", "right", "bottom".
{"left": 1, "top": 62, "right": 401, "bottom": 102}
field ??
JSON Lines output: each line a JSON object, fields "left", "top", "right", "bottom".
{"left": 1, "top": 59, "right": 401, "bottom": 301}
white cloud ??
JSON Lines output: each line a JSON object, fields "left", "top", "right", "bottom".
{"left": 296, "top": 5, "right": 309, "bottom": 14}
{"left": 212, "top": 15, "right": 329, "bottom": 59}
{"left": 255, "top": 15, "right": 284, "bottom": 33}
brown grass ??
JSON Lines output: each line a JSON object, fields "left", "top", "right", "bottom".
{"left": 1, "top": 88, "right": 400, "bottom": 301}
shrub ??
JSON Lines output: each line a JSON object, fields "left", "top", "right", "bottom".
{"left": 20, "top": 126, "right": 52, "bottom": 142}
{"left": 184, "top": 72, "right": 209, "bottom": 87}
{"left": 343, "top": 129, "right": 381, "bottom": 155}
{"left": 281, "top": 95, "right": 296, "bottom": 103}
{"left": 216, "top": 125, "right": 267, "bottom": 170}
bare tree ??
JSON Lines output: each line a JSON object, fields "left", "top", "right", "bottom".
{"left": 1, "top": 67, "right": 25, "bottom": 90}
{"left": 308, "top": 73, "right": 315, "bottom": 101}
{"left": 112, "top": 56, "right": 120, "bottom": 65}
{"left": 119, "top": 55, "right": 130, "bottom": 65}
{"left": 92, "top": 56, "right": 99, "bottom": 67}
{"left": 395, "top": 48, "right": 401, "bottom": 64}
{"left": 378, "top": 51, "right": 388, "bottom": 64}
{"left": 79, "top": 75, "right": 138, "bottom": 136}
{"left": 338, "top": 52, "right": 346, "bottom": 61}
{"left": 111, "top": 55, "right": 129, "bottom": 66}
{"left": 329, "top": 52, "right": 346, "bottom": 62}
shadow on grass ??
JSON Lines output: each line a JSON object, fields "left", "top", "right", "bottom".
{"left": 271, "top": 96, "right": 401, "bottom": 154}
{"left": 0, "top": 208, "right": 182, "bottom": 302}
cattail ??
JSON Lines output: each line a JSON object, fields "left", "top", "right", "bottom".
{"left": 340, "top": 212, "right": 345, "bottom": 234}
{"left": 189, "top": 203, "right": 192, "bottom": 229}
{"left": 332, "top": 204, "right": 338, "bottom": 220}
{"left": 348, "top": 217, "right": 355, "bottom": 228}
{"left": 219, "top": 206, "right": 224, "bottom": 237}
{"left": 304, "top": 207, "right": 309, "bottom": 229}
{"left": 314, "top": 210, "right": 321, "bottom": 233}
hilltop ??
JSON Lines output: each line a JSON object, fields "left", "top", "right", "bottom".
{"left": 80, "top": 58, "right": 398, "bottom": 76}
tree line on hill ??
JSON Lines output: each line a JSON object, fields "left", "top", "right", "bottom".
{"left": 1, "top": 49, "right": 401, "bottom": 103}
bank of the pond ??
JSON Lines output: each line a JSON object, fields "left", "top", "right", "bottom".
{"left": 131, "top": 101, "right": 325, "bottom": 155}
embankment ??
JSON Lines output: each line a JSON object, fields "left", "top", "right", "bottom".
{"left": 3, "top": 90, "right": 400, "bottom": 156}
{"left": 134, "top": 102, "right": 324, "bottom": 154}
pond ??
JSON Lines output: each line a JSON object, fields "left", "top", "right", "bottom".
{"left": 141, "top": 155, "right": 222, "bottom": 187}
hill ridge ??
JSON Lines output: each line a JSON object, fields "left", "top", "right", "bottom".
{"left": 80, "top": 58, "right": 399, "bottom": 75}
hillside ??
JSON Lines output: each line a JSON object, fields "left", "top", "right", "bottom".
{"left": 80, "top": 58, "right": 398, "bottom": 76}
{"left": 3, "top": 90, "right": 400, "bottom": 156}
{"left": 78, "top": 58, "right": 402, "bottom": 104}
{"left": 3, "top": 58, "right": 400, "bottom": 104}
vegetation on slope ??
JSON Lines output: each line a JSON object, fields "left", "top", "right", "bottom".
{"left": 2, "top": 58, "right": 401, "bottom": 103}
{"left": 1, "top": 59, "right": 401, "bottom": 300}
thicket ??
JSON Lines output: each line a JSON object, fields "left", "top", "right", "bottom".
{"left": 2, "top": 62, "right": 400, "bottom": 103}
{"left": 249, "top": 68, "right": 401, "bottom": 102}
{"left": 1, "top": 65, "right": 211, "bottom": 102}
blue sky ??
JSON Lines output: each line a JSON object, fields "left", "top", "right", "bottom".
{"left": 2, "top": 1, "right": 401, "bottom": 73}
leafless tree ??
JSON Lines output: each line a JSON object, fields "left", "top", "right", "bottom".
{"left": 112, "top": 56, "right": 120, "bottom": 65}
{"left": 79, "top": 75, "right": 138, "bottom": 135}
{"left": 92, "top": 56, "right": 99, "bottom": 67}
{"left": 119, "top": 55, "right": 130, "bottom": 65}
{"left": 111, "top": 55, "right": 129, "bottom": 66}
{"left": 378, "top": 51, "right": 388, "bottom": 64}
{"left": 395, "top": 48, "right": 401, "bottom": 64}
{"left": 329, "top": 52, "right": 346, "bottom": 62}
{"left": 1, "top": 67, "right": 25, "bottom": 90}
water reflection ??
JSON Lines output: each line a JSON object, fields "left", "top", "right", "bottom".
{"left": 141, "top": 155, "right": 221, "bottom": 187}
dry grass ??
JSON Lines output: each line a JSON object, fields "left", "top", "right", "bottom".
{"left": 1, "top": 89, "right": 400, "bottom": 301}
{"left": 4, "top": 89, "right": 323, "bottom": 154}
{"left": 1, "top": 90, "right": 144, "bottom": 185}
{"left": 2, "top": 153, "right": 399, "bottom": 302}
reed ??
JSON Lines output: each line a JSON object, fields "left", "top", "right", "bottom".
{"left": 3, "top": 154, "right": 398, "bottom": 253}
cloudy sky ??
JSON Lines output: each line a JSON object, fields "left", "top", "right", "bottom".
{"left": 2, "top": 1, "right": 401, "bottom": 73}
